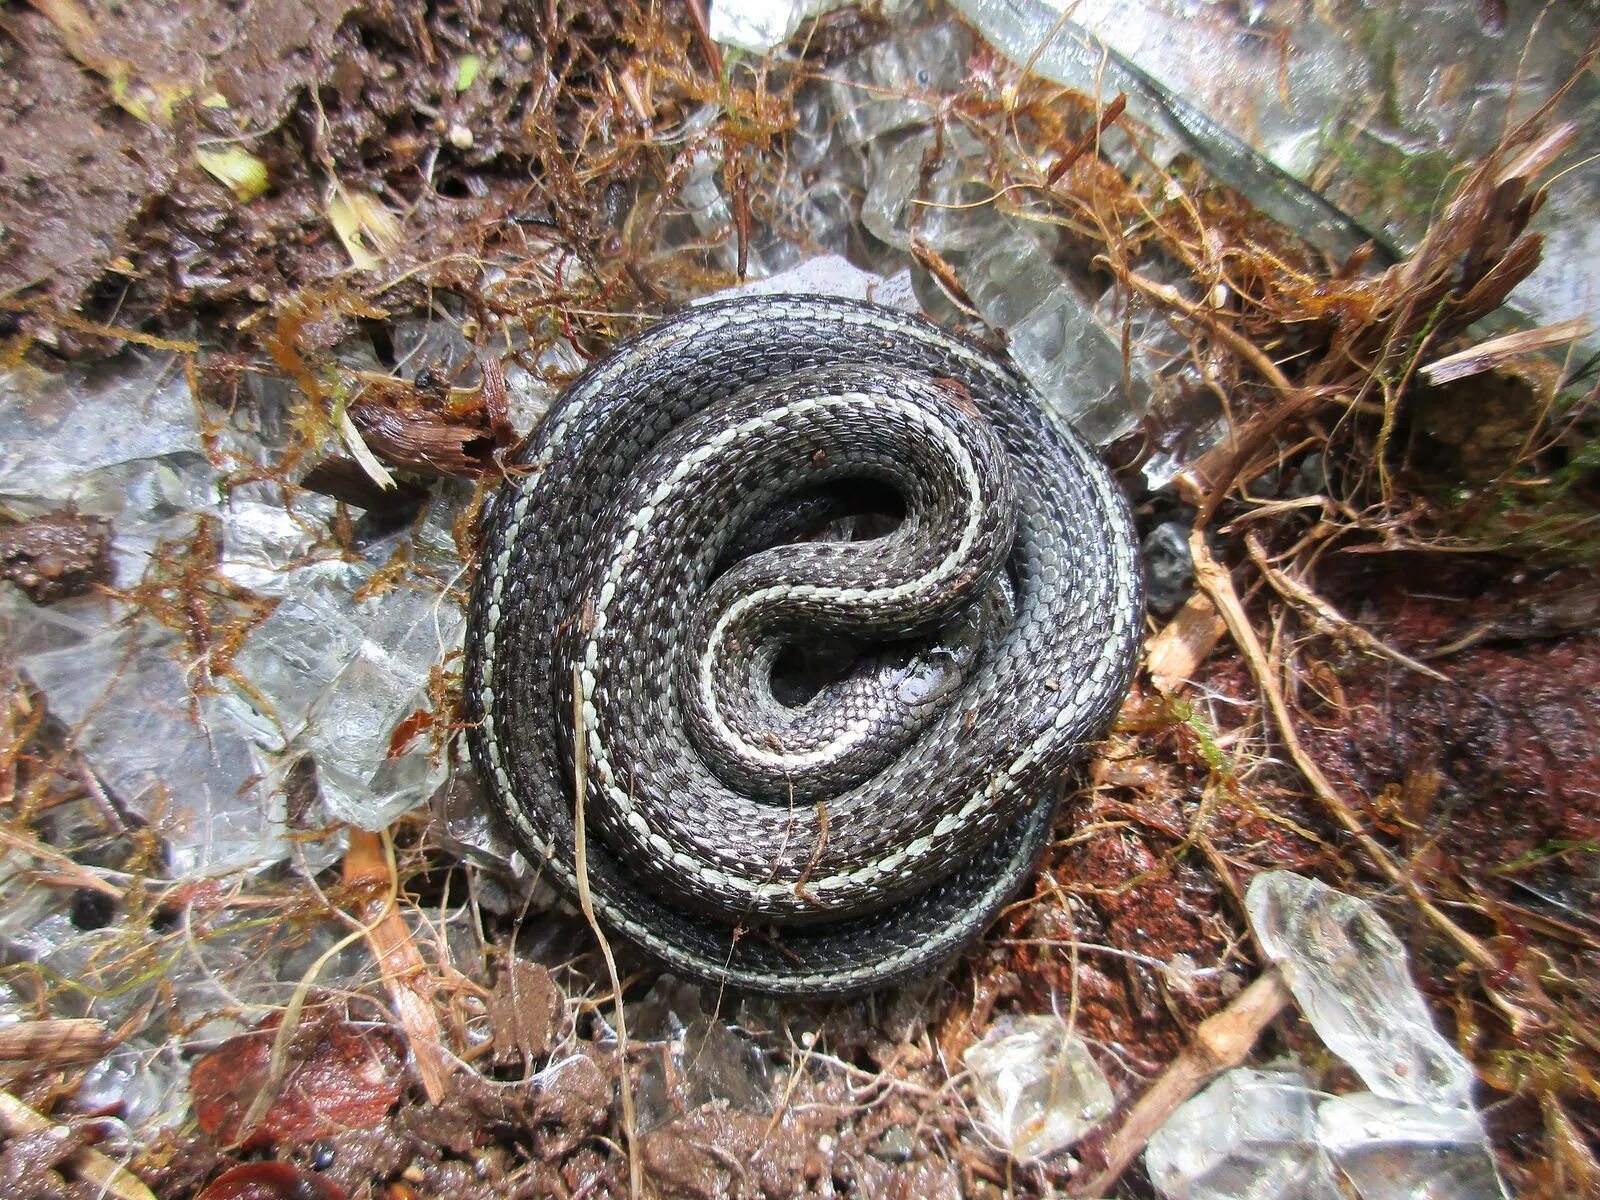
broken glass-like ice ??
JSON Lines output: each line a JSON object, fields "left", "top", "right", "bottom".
{"left": 947, "top": 0, "right": 1382, "bottom": 263}
{"left": 1245, "top": 871, "right": 1475, "bottom": 1110}
{"left": 7, "top": 602, "right": 286, "bottom": 876}
{"left": 856, "top": 119, "right": 1153, "bottom": 444}
{"left": 1316, "top": 1092, "right": 1509, "bottom": 1200}
{"left": 951, "top": 0, "right": 1600, "bottom": 356}
{"left": 1145, "top": 1067, "right": 1341, "bottom": 1200}
{"left": 963, "top": 1013, "right": 1115, "bottom": 1161}
{"left": 828, "top": 21, "right": 975, "bottom": 149}
{"left": 0, "top": 357, "right": 205, "bottom": 506}
{"left": 707, "top": 0, "right": 849, "bottom": 53}
{"left": 627, "top": 975, "right": 774, "bottom": 1133}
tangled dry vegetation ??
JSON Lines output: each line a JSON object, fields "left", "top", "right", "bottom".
{"left": 1, "top": 1, "right": 1597, "bottom": 1197}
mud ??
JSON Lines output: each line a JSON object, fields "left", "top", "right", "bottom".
{"left": 0, "top": 512, "right": 110, "bottom": 603}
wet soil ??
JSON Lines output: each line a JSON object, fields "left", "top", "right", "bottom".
{"left": 0, "top": 0, "right": 668, "bottom": 356}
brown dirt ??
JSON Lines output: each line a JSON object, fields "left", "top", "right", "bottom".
{"left": 0, "top": 512, "right": 110, "bottom": 603}
{"left": 0, "top": 1, "right": 355, "bottom": 342}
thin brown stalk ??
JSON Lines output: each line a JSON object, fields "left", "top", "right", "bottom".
{"left": 571, "top": 665, "right": 641, "bottom": 1200}
{"left": 1188, "top": 530, "right": 1506, "bottom": 979}
{"left": 0, "top": 1018, "right": 108, "bottom": 1064}
{"left": 1243, "top": 532, "right": 1448, "bottom": 682}
{"left": 1070, "top": 971, "right": 1292, "bottom": 1197}
{"left": 344, "top": 828, "right": 455, "bottom": 1104}
{"left": 0, "top": 1091, "right": 155, "bottom": 1200}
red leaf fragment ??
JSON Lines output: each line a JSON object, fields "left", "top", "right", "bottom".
{"left": 197, "top": 1162, "right": 346, "bottom": 1200}
{"left": 191, "top": 1009, "right": 406, "bottom": 1150}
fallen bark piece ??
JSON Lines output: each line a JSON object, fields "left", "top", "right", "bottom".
{"left": 1145, "top": 593, "right": 1227, "bottom": 695}
{"left": 195, "top": 1161, "right": 347, "bottom": 1200}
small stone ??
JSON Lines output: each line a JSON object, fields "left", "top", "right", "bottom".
{"left": 0, "top": 512, "right": 110, "bottom": 604}
{"left": 873, "top": 1125, "right": 917, "bottom": 1162}
{"left": 1142, "top": 520, "right": 1194, "bottom": 616}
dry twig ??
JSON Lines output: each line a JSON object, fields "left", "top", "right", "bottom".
{"left": 1070, "top": 971, "right": 1292, "bottom": 1197}
{"left": 0, "top": 1019, "right": 108, "bottom": 1064}
{"left": 1189, "top": 529, "right": 1496, "bottom": 966}
{"left": 1242, "top": 532, "right": 1448, "bottom": 682}
{"left": 572, "top": 665, "right": 642, "bottom": 1200}
{"left": 344, "top": 828, "right": 456, "bottom": 1104}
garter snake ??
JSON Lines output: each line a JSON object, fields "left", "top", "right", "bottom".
{"left": 464, "top": 295, "right": 1142, "bottom": 995}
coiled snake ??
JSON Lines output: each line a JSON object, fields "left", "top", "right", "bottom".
{"left": 465, "top": 296, "right": 1142, "bottom": 995}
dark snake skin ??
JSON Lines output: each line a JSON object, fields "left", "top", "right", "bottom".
{"left": 465, "top": 296, "right": 1142, "bottom": 995}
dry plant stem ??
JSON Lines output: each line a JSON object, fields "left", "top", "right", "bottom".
{"left": 0, "top": 1090, "right": 156, "bottom": 1200}
{"left": 1188, "top": 529, "right": 1502, "bottom": 978}
{"left": 0, "top": 1018, "right": 107, "bottom": 1063}
{"left": 572, "top": 665, "right": 641, "bottom": 1200}
{"left": 1420, "top": 317, "right": 1591, "bottom": 385}
{"left": 0, "top": 826, "right": 122, "bottom": 897}
{"left": 344, "top": 828, "right": 454, "bottom": 1104}
{"left": 1070, "top": 971, "right": 1292, "bottom": 1198}
{"left": 1144, "top": 592, "right": 1227, "bottom": 694}
{"left": 1242, "top": 532, "right": 1448, "bottom": 682}
{"left": 1043, "top": 92, "right": 1127, "bottom": 187}
{"left": 238, "top": 834, "right": 403, "bottom": 1140}
{"left": 1114, "top": 269, "right": 1318, "bottom": 527}
{"left": 679, "top": 0, "right": 723, "bottom": 75}
{"left": 1542, "top": 1091, "right": 1600, "bottom": 1196}
{"left": 0, "top": 296, "right": 199, "bottom": 352}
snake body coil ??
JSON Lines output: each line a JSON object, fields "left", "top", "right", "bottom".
{"left": 465, "top": 296, "right": 1141, "bottom": 995}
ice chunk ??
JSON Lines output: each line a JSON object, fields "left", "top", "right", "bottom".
{"left": 216, "top": 487, "right": 342, "bottom": 597}
{"left": 1145, "top": 1068, "right": 1341, "bottom": 1200}
{"left": 0, "top": 356, "right": 203, "bottom": 505}
{"left": 228, "top": 491, "right": 468, "bottom": 829}
{"left": 297, "top": 580, "right": 463, "bottom": 829}
{"left": 828, "top": 22, "right": 975, "bottom": 148}
{"left": 1246, "top": 872, "right": 1475, "bottom": 1109}
{"left": 628, "top": 976, "right": 772, "bottom": 1133}
{"left": 708, "top": 0, "right": 843, "bottom": 53}
{"left": 963, "top": 1014, "right": 1114, "bottom": 1160}
{"left": 679, "top": 136, "right": 804, "bottom": 281}
{"left": 929, "top": 224, "right": 1152, "bottom": 445}
{"left": 708, "top": 255, "right": 919, "bottom": 313}
{"left": 13, "top": 613, "right": 285, "bottom": 876}
{"left": 1317, "top": 1092, "right": 1509, "bottom": 1200}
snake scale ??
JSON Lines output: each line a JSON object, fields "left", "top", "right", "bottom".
{"left": 464, "top": 295, "right": 1142, "bottom": 995}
